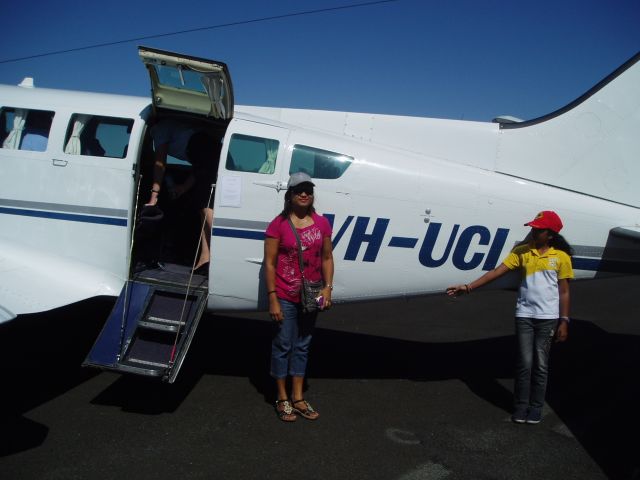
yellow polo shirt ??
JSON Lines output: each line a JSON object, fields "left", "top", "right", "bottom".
{"left": 502, "top": 244, "right": 574, "bottom": 319}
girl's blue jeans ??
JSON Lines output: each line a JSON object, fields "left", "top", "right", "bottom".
{"left": 514, "top": 317, "right": 557, "bottom": 413}
{"left": 270, "top": 299, "right": 317, "bottom": 379}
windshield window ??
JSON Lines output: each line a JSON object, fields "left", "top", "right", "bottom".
{"left": 289, "top": 145, "right": 353, "bottom": 179}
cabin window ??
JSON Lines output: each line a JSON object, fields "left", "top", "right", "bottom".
{"left": 289, "top": 145, "right": 353, "bottom": 179}
{"left": 64, "top": 114, "right": 134, "bottom": 158}
{"left": 0, "top": 107, "right": 54, "bottom": 152}
{"left": 225, "top": 134, "right": 279, "bottom": 174}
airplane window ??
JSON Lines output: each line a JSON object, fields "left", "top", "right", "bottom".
{"left": 64, "top": 114, "right": 134, "bottom": 158}
{"left": 0, "top": 107, "right": 54, "bottom": 152}
{"left": 226, "top": 134, "right": 279, "bottom": 174}
{"left": 289, "top": 145, "right": 353, "bottom": 179}
{"left": 154, "top": 65, "right": 207, "bottom": 94}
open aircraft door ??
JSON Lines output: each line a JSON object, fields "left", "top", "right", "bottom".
{"left": 137, "top": 46, "right": 233, "bottom": 120}
{"left": 84, "top": 47, "right": 234, "bottom": 382}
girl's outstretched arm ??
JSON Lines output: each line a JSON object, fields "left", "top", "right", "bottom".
{"left": 446, "top": 263, "right": 511, "bottom": 296}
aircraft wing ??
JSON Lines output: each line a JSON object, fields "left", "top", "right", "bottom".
{"left": 0, "top": 239, "right": 123, "bottom": 323}
{"left": 610, "top": 226, "right": 640, "bottom": 241}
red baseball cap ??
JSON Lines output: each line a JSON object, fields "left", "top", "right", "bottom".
{"left": 524, "top": 210, "right": 563, "bottom": 233}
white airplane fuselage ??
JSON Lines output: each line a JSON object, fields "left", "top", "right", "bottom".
{"left": 1, "top": 50, "right": 639, "bottom": 322}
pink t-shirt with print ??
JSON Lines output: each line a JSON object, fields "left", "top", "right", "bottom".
{"left": 265, "top": 212, "right": 332, "bottom": 303}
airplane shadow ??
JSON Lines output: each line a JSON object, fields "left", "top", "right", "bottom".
{"left": 190, "top": 313, "right": 639, "bottom": 480}
{"left": 546, "top": 321, "right": 640, "bottom": 480}
{"left": 1, "top": 300, "right": 638, "bottom": 479}
{"left": 0, "top": 297, "right": 112, "bottom": 456}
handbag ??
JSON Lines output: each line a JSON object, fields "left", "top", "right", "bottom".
{"left": 287, "top": 218, "right": 324, "bottom": 313}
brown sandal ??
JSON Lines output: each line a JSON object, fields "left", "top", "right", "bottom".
{"left": 292, "top": 398, "right": 319, "bottom": 420}
{"left": 275, "top": 399, "right": 297, "bottom": 422}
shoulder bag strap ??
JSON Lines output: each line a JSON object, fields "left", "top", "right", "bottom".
{"left": 287, "top": 218, "right": 306, "bottom": 277}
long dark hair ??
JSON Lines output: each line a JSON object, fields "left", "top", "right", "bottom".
{"left": 516, "top": 230, "right": 574, "bottom": 256}
{"left": 549, "top": 232, "right": 574, "bottom": 256}
{"left": 279, "top": 188, "right": 316, "bottom": 218}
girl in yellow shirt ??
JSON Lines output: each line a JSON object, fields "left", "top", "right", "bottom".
{"left": 447, "top": 211, "right": 574, "bottom": 424}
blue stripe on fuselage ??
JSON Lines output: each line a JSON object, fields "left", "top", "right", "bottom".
{"left": 212, "top": 227, "right": 265, "bottom": 240}
{"left": 4, "top": 208, "right": 624, "bottom": 274}
{"left": 0, "top": 206, "right": 127, "bottom": 226}
{"left": 572, "top": 256, "right": 640, "bottom": 274}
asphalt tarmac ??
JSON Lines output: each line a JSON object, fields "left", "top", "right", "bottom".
{"left": 1, "top": 275, "right": 639, "bottom": 480}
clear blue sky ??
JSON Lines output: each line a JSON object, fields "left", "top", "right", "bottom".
{"left": 1, "top": 0, "right": 638, "bottom": 122}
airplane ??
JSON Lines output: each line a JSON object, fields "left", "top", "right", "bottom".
{"left": 1, "top": 47, "right": 638, "bottom": 382}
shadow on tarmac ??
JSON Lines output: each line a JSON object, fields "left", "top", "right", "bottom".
{"left": 0, "top": 298, "right": 111, "bottom": 457}
{"left": 1, "top": 297, "right": 639, "bottom": 479}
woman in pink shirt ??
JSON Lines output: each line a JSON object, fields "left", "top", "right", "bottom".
{"left": 264, "top": 172, "right": 334, "bottom": 422}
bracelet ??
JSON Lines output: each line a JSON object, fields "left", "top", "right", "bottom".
{"left": 560, "top": 316, "right": 570, "bottom": 323}
{"left": 465, "top": 284, "right": 472, "bottom": 294}
{"left": 151, "top": 188, "right": 160, "bottom": 193}
{"left": 268, "top": 290, "right": 277, "bottom": 295}
{"left": 325, "top": 284, "right": 333, "bottom": 290}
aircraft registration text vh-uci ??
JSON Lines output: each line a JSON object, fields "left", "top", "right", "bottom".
{"left": 1, "top": 47, "right": 639, "bottom": 382}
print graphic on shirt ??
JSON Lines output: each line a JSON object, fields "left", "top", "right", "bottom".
{"left": 282, "top": 225, "right": 323, "bottom": 298}
{"left": 300, "top": 226, "right": 323, "bottom": 270}
{"left": 300, "top": 227, "right": 322, "bottom": 246}
{"left": 279, "top": 250, "right": 302, "bottom": 298}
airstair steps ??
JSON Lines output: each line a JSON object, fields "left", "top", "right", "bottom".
{"left": 138, "top": 317, "right": 185, "bottom": 332}
{"left": 83, "top": 279, "right": 207, "bottom": 383}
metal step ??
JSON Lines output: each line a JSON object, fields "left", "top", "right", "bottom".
{"left": 125, "top": 357, "right": 170, "bottom": 368}
{"left": 83, "top": 280, "right": 207, "bottom": 383}
{"left": 138, "top": 316, "right": 186, "bottom": 332}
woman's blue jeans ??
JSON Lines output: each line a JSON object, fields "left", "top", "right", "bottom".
{"left": 514, "top": 317, "right": 557, "bottom": 412}
{"left": 270, "top": 299, "right": 317, "bottom": 379}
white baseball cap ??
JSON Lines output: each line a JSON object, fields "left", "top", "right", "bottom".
{"left": 287, "top": 172, "right": 315, "bottom": 189}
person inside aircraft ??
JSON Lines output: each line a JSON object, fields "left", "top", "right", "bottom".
{"left": 80, "top": 117, "right": 106, "bottom": 157}
{"left": 447, "top": 210, "right": 574, "bottom": 425}
{"left": 19, "top": 110, "right": 53, "bottom": 152}
{"left": 146, "top": 117, "right": 220, "bottom": 275}
{"left": 264, "top": 172, "right": 334, "bottom": 422}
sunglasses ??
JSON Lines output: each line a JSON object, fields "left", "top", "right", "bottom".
{"left": 291, "top": 185, "right": 314, "bottom": 196}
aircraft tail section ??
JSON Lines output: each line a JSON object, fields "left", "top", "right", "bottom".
{"left": 497, "top": 52, "right": 640, "bottom": 208}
